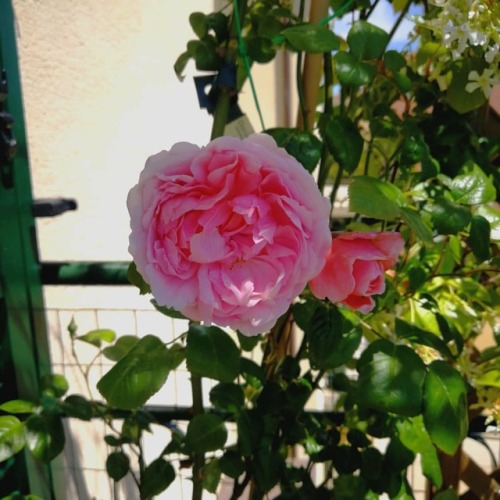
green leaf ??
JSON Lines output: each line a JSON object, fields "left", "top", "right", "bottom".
{"left": 237, "top": 331, "right": 260, "bottom": 352}
{"left": 254, "top": 447, "right": 282, "bottom": 491}
{"left": 397, "top": 416, "right": 442, "bottom": 487}
{"left": 264, "top": 128, "right": 322, "bottom": 172}
{"left": 332, "top": 474, "right": 368, "bottom": 498}
{"left": 194, "top": 37, "right": 220, "bottom": 71}
{"left": 151, "top": 299, "right": 188, "bottom": 320}
{"left": 97, "top": 335, "right": 176, "bottom": 410}
{"left": 0, "top": 400, "right": 36, "bottom": 414}
{"left": 141, "top": 458, "right": 175, "bottom": 497}
{"left": 383, "top": 50, "right": 406, "bottom": 73}
{"left": 446, "top": 58, "right": 488, "bottom": 114}
{"left": 209, "top": 383, "right": 244, "bottom": 413}
{"left": 334, "top": 51, "right": 377, "bottom": 87}
{"left": 450, "top": 164, "right": 496, "bottom": 205}
{"left": 433, "top": 488, "right": 459, "bottom": 500}
{"left": 307, "top": 304, "right": 342, "bottom": 370}
{"left": 349, "top": 176, "right": 404, "bottom": 220}
{"left": 356, "top": 339, "right": 426, "bottom": 416}
{"left": 185, "top": 414, "right": 227, "bottom": 453}
{"left": 173, "top": 51, "right": 191, "bottom": 81}
{"left": 423, "top": 361, "right": 468, "bottom": 455}
{"left": 76, "top": 329, "right": 116, "bottom": 348}
{"left": 189, "top": 12, "right": 207, "bottom": 38}
{"left": 0, "top": 416, "right": 25, "bottom": 462}
{"left": 347, "top": 20, "right": 389, "bottom": 60}
{"left": 206, "top": 12, "right": 228, "bottom": 43}
{"left": 469, "top": 215, "right": 491, "bottom": 262}
{"left": 475, "top": 369, "right": 500, "bottom": 388}
{"left": 237, "top": 409, "right": 263, "bottom": 455}
{"left": 102, "top": 335, "right": 139, "bottom": 362}
{"left": 431, "top": 198, "right": 471, "bottom": 235}
{"left": 282, "top": 22, "right": 340, "bottom": 52}
{"left": 106, "top": 451, "right": 129, "bottom": 481}
{"left": 246, "top": 36, "right": 276, "bottom": 63}
{"left": 127, "top": 262, "right": 151, "bottom": 294}
{"left": 219, "top": 450, "right": 245, "bottom": 478}
{"left": 202, "top": 458, "right": 221, "bottom": 494}
{"left": 360, "top": 447, "right": 383, "bottom": 480}
{"left": 384, "top": 437, "right": 415, "bottom": 472}
{"left": 41, "top": 374, "right": 69, "bottom": 398}
{"left": 324, "top": 116, "right": 364, "bottom": 173}
{"left": 60, "top": 395, "right": 93, "bottom": 421}
{"left": 399, "top": 207, "right": 433, "bottom": 242}
{"left": 24, "top": 414, "right": 65, "bottom": 462}
{"left": 186, "top": 325, "right": 239, "bottom": 382}
{"left": 395, "top": 318, "right": 454, "bottom": 359}
{"left": 308, "top": 306, "right": 362, "bottom": 370}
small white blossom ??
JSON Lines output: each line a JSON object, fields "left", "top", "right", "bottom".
{"left": 485, "top": 44, "right": 499, "bottom": 63}
{"left": 465, "top": 68, "right": 497, "bottom": 98}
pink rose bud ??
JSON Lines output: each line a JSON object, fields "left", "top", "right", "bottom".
{"left": 309, "top": 232, "right": 404, "bottom": 313}
{"left": 127, "top": 134, "right": 332, "bottom": 335}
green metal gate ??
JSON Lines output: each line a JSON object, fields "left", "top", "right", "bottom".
{"left": 0, "top": 1, "right": 53, "bottom": 496}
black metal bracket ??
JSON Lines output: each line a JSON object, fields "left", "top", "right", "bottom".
{"left": 32, "top": 198, "right": 78, "bottom": 218}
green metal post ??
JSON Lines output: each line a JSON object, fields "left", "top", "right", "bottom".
{"left": 0, "top": 0, "right": 53, "bottom": 497}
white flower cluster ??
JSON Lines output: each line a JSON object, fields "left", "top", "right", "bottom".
{"left": 419, "top": 0, "right": 500, "bottom": 98}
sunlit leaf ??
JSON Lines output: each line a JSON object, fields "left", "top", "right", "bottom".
{"left": 0, "top": 400, "right": 37, "bottom": 414}
{"left": 397, "top": 416, "right": 442, "bottom": 487}
{"left": 97, "top": 335, "right": 177, "bottom": 409}
{"left": 76, "top": 329, "right": 116, "bottom": 348}
{"left": 0, "top": 416, "right": 25, "bottom": 462}
{"left": 349, "top": 176, "right": 404, "bottom": 220}
{"left": 451, "top": 164, "right": 496, "bottom": 205}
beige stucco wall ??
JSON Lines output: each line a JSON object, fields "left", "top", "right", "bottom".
{"left": 13, "top": 0, "right": 279, "bottom": 265}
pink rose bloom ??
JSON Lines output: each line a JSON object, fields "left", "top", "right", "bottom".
{"left": 309, "top": 232, "right": 404, "bottom": 313}
{"left": 127, "top": 134, "right": 331, "bottom": 335}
